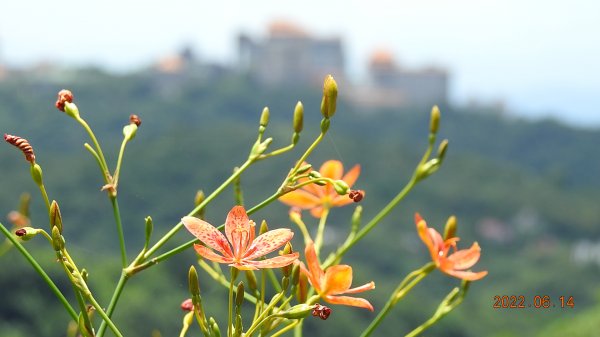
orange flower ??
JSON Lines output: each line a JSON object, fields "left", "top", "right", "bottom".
{"left": 182, "top": 206, "right": 299, "bottom": 270}
{"left": 415, "top": 213, "right": 487, "bottom": 281}
{"left": 279, "top": 160, "right": 361, "bottom": 218}
{"left": 299, "top": 240, "right": 375, "bottom": 311}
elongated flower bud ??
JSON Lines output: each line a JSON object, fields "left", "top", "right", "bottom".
{"left": 235, "top": 282, "right": 245, "bottom": 307}
{"left": 30, "top": 164, "right": 43, "bottom": 187}
{"left": 293, "top": 101, "right": 304, "bottom": 133}
{"left": 50, "top": 200, "right": 63, "bottom": 233}
{"left": 189, "top": 265, "right": 200, "bottom": 297}
{"left": 260, "top": 107, "right": 270, "bottom": 128}
{"left": 437, "top": 139, "right": 449, "bottom": 163}
{"left": 144, "top": 216, "right": 153, "bottom": 250}
{"left": 244, "top": 270, "right": 257, "bottom": 293}
{"left": 274, "top": 304, "right": 315, "bottom": 319}
{"left": 15, "top": 227, "right": 42, "bottom": 241}
{"left": 259, "top": 220, "right": 269, "bottom": 235}
{"left": 4, "top": 134, "right": 35, "bottom": 163}
{"left": 444, "top": 215, "right": 457, "bottom": 240}
{"left": 210, "top": 317, "right": 221, "bottom": 337}
{"left": 320, "top": 75, "right": 338, "bottom": 118}
{"left": 430, "top": 105, "right": 441, "bottom": 134}
{"left": 51, "top": 226, "right": 64, "bottom": 251}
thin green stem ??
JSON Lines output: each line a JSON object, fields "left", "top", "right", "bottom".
{"left": 0, "top": 222, "right": 77, "bottom": 321}
{"left": 314, "top": 207, "right": 330, "bottom": 258}
{"left": 112, "top": 137, "right": 128, "bottom": 188}
{"left": 292, "top": 126, "right": 326, "bottom": 174}
{"left": 110, "top": 197, "right": 127, "bottom": 267}
{"left": 271, "top": 320, "right": 299, "bottom": 337}
{"left": 228, "top": 268, "right": 235, "bottom": 337}
{"left": 76, "top": 117, "right": 110, "bottom": 183}
{"left": 86, "top": 293, "right": 124, "bottom": 337}
{"left": 360, "top": 263, "right": 435, "bottom": 337}
{"left": 83, "top": 143, "right": 104, "bottom": 175}
{"left": 323, "top": 176, "right": 418, "bottom": 268}
{"left": 96, "top": 271, "right": 129, "bottom": 337}
{"left": 37, "top": 184, "right": 51, "bottom": 213}
{"left": 143, "top": 158, "right": 254, "bottom": 260}
{"left": 259, "top": 143, "right": 295, "bottom": 160}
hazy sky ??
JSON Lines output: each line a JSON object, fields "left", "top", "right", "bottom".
{"left": 1, "top": 0, "right": 599, "bottom": 126}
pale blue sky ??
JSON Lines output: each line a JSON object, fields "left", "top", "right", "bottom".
{"left": 1, "top": 0, "right": 599, "bottom": 126}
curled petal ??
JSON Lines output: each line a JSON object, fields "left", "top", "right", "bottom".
{"left": 193, "top": 244, "right": 232, "bottom": 264}
{"left": 245, "top": 228, "right": 294, "bottom": 260}
{"left": 344, "top": 281, "right": 376, "bottom": 294}
{"left": 324, "top": 295, "right": 374, "bottom": 311}
{"left": 246, "top": 252, "right": 299, "bottom": 269}
{"left": 446, "top": 242, "right": 482, "bottom": 270}
{"left": 323, "top": 265, "right": 353, "bottom": 295}
{"left": 444, "top": 269, "right": 488, "bottom": 281}
{"left": 183, "top": 216, "right": 232, "bottom": 257}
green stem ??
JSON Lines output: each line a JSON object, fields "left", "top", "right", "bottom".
{"left": 228, "top": 268, "right": 235, "bottom": 337}
{"left": 96, "top": 271, "right": 129, "bottom": 337}
{"left": 76, "top": 117, "right": 111, "bottom": 183}
{"left": 292, "top": 125, "right": 326, "bottom": 174}
{"left": 86, "top": 293, "right": 125, "bottom": 337}
{"left": 360, "top": 263, "right": 435, "bottom": 337}
{"left": 323, "top": 176, "right": 418, "bottom": 268}
{"left": 313, "top": 207, "right": 330, "bottom": 258}
{"left": 110, "top": 197, "right": 127, "bottom": 267}
{"left": 271, "top": 320, "right": 299, "bottom": 337}
{"left": 38, "top": 183, "right": 51, "bottom": 213}
{"left": 112, "top": 137, "right": 128, "bottom": 188}
{"left": 0, "top": 222, "right": 77, "bottom": 321}
{"left": 143, "top": 158, "right": 254, "bottom": 260}
{"left": 259, "top": 143, "right": 295, "bottom": 160}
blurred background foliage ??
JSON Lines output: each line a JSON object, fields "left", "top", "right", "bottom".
{"left": 1, "top": 71, "right": 599, "bottom": 336}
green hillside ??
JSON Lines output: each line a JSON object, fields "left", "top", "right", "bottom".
{"left": 1, "top": 71, "right": 598, "bottom": 336}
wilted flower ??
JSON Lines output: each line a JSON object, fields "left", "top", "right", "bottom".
{"left": 4, "top": 134, "right": 36, "bottom": 163}
{"left": 299, "top": 240, "right": 375, "bottom": 311}
{"left": 415, "top": 213, "right": 487, "bottom": 281}
{"left": 55, "top": 89, "right": 74, "bottom": 112}
{"left": 182, "top": 206, "right": 299, "bottom": 270}
{"left": 279, "top": 160, "right": 362, "bottom": 218}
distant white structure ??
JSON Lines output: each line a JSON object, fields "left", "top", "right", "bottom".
{"left": 349, "top": 49, "right": 448, "bottom": 108}
{"left": 238, "top": 20, "right": 346, "bottom": 87}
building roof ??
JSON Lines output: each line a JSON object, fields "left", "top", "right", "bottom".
{"left": 268, "top": 20, "right": 309, "bottom": 38}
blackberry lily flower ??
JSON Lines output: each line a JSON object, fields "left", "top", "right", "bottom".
{"left": 415, "top": 213, "right": 488, "bottom": 281}
{"left": 182, "top": 206, "right": 299, "bottom": 270}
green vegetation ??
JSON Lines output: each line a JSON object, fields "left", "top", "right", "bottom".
{"left": 1, "top": 71, "right": 598, "bottom": 336}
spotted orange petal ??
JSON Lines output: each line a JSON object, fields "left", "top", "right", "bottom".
{"left": 244, "top": 228, "right": 294, "bottom": 260}
{"left": 446, "top": 242, "right": 482, "bottom": 270}
{"left": 225, "top": 206, "right": 251, "bottom": 251}
{"left": 246, "top": 252, "right": 300, "bottom": 269}
{"left": 193, "top": 244, "right": 232, "bottom": 264}
{"left": 183, "top": 216, "right": 232, "bottom": 257}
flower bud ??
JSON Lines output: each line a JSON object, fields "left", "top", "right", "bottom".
{"left": 430, "top": 105, "right": 441, "bottom": 134}
{"left": 444, "top": 215, "right": 457, "bottom": 240}
{"left": 210, "top": 317, "right": 221, "bottom": 337}
{"left": 297, "top": 272, "right": 308, "bottom": 303}
{"left": 291, "top": 264, "right": 300, "bottom": 287}
{"left": 333, "top": 180, "right": 350, "bottom": 195}
{"left": 437, "top": 139, "right": 449, "bottom": 163}
{"left": 351, "top": 205, "right": 362, "bottom": 232}
{"left": 63, "top": 102, "right": 80, "bottom": 119}
{"left": 260, "top": 107, "right": 270, "bottom": 128}
{"left": 235, "top": 281, "right": 245, "bottom": 307}
{"left": 50, "top": 200, "right": 63, "bottom": 233}
{"left": 281, "top": 242, "right": 294, "bottom": 277}
{"left": 182, "top": 311, "right": 194, "bottom": 330}
{"left": 30, "top": 163, "right": 43, "bottom": 187}
{"left": 293, "top": 101, "right": 304, "bottom": 133}
{"left": 123, "top": 124, "right": 138, "bottom": 142}
{"left": 259, "top": 220, "right": 269, "bottom": 235}
{"left": 244, "top": 270, "right": 257, "bottom": 293}
{"left": 51, "top": 226, "right": 64, "bottom": 251}
{"left": 296, "top": 163, "right": 312, "bottom": 175}
{"left": 15, "top": 227, "right": 41, "bottom": 241}
{"left": 188, "top": 265, "right": 201, "bottom": 297}
{"left": 320, "top": 75, "right": 338, "bottom": 119}
{"left": 275, "top": 304, "right": 315, "bottom": 319}
{"left": 194, "top": 190, "right": 206, "bottom": 219}
{"left": 144, "top": 216, "right": 153, "bottom": 250}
